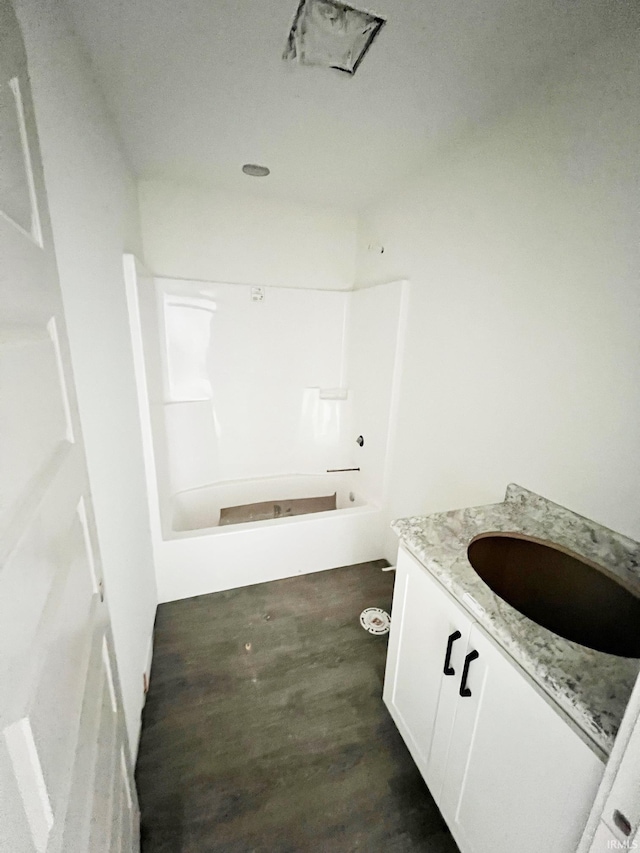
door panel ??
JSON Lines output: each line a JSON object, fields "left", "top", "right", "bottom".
{"left": 27, "top": 503, "right": 100, "bottom": 810}
{"left": 0, "top": 2, "right": 139, "bottom": 851}
{"left": 384, "top": 547, "right": 472, "bottom": 793}
{"left": 3, "top": 717, "right": 54, "bottom": 852}
{"left": 60, "top": 629, "right": 132, "bottom": 853}
{"left": 0, "top": 319, "right": 72, "bottom": 533}
{"left": 0, "top": 65, "right": 42, "bottom": 243}
{"left": 0, "top": 737, "right": 34, "bottom": 853}
{"left": 602, "top": 699, "right": 640, "bottom": 846}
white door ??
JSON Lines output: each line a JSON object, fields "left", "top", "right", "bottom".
{"left": 440, "top": 624, "right": 604, "bottom": 853}
{"left": 383, "top": 547, "right": 472, "bottom": 793}
{"left": 0, "top": 2, "right": 139, "bottom": 851}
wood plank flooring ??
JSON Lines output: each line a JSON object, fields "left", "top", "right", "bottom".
{"left": 136, "top": 561, "right": 459, "bottom": 853}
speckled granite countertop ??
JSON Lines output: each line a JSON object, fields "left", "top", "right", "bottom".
{"left": 391, "top": 484, "right": 640, "bottom": 757}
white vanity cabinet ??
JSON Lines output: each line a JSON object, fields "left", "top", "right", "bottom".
{"left": 384, "top": 546, "right": 605, "bottom": 853}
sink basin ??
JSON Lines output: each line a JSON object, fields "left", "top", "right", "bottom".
{"left": 467, "top": 533, "right": 640, "bottom": 658}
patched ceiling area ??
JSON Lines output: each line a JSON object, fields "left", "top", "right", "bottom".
{"left": 62, "top": 0, "right": 637, "bottom": 210}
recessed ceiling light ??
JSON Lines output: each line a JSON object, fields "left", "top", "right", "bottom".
{"left": 242, "top": 164, "right": 271, "bottom": 177}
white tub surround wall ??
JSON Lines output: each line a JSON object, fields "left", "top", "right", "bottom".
{"left": 126, "top": 262, "right": 408, "bottom": 601}
{"left": 123, "top": 256, "right": 165, "bottom": 563}
{"left": 14, "top": 0, "right": 158, "bottom": 756}
{"left": 156, "top": 278, "right": 354, "bottom": 493}
{"left": 356, "top": 25, "right": 640, "bottom": 542}
{"left": 346, "top": 280, "right": 409, "bottom": 562}
{"left": 138, "top": 179, "right": 357, "bottom": 291}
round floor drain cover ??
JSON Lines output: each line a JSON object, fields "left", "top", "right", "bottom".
{"left": 360, "top": 608, "right": 391, "bottom": 635}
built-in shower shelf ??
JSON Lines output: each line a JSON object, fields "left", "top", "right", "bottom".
{"left": 316, "top": 387, "right": 349, "bottom": 400}
{"left": 163, "top": 398, "right": 212, "bottom": 405}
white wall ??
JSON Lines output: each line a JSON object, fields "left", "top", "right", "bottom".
{"left": 138, "top": 178, "right": 357, "bottom": 291}
{"left": 356, "top": 26, "right": 640, "bottom": 542}
{"left": 14, "top": 0, "right": 158, "bottom": 755}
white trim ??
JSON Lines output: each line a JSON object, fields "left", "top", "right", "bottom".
{"left": 4, "top": 718, "right": 53, "bottom": 852}
{"left": 0, "top": 78, "right": 43, "bottom": 247}
{"left": 46, "top": 316, "right": 75, "bottom": 443}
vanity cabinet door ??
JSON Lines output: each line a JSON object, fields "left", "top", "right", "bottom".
{"left": 440, "top": 623, "right": 604, "bottom": 853}
{"left": 383, "top": 547, "right": 473, "bottom": 794}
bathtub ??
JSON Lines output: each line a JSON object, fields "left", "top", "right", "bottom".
{"left": 150, "top": 471, "right": 384, "bottom": 603}
{"left": 172, "top": 472, "right": 364, "bottom": 531}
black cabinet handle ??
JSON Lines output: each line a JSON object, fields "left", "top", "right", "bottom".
{"left": 459, "top": 650, "right": 479, "bottom": 697}
{"left": 443, "top": 630, "right": 462, "bottom": 676}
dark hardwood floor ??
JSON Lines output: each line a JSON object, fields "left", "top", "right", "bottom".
{"left": 136, "top": 561, "right": 459, "bottom": 853}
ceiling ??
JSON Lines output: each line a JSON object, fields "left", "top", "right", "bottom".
{"left": 62, "top": 0, "right": 637, "bottom": 211}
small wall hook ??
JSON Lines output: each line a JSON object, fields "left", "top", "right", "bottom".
{"left": 356, "top": 435, "right": 364, "bottom": 447}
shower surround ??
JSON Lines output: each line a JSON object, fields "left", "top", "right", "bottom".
{"left": 124, "top": 255, "right": 408, "bottom": 602}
